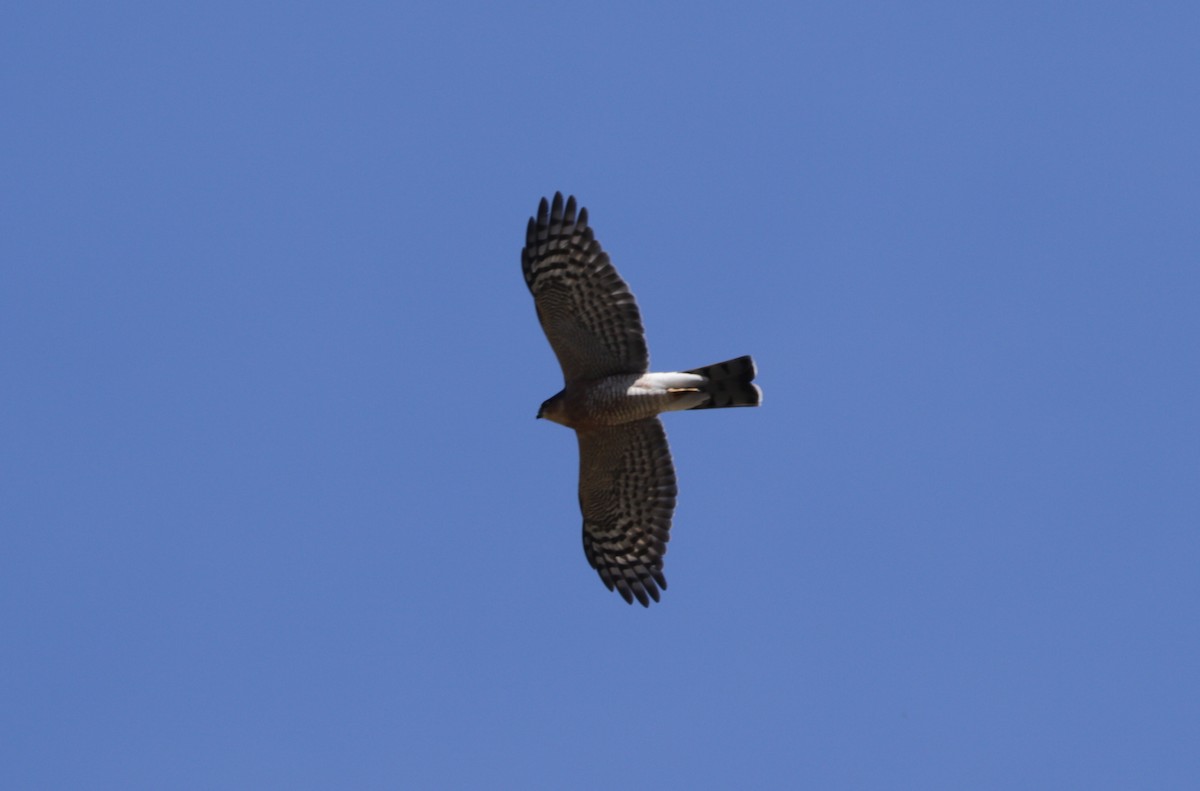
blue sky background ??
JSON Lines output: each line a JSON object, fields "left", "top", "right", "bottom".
{"left": 3, "top": 2, "right": 1198, "bottom": 788}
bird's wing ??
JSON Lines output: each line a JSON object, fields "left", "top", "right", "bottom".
{"left": 522, "top": 193, "right": 649, "bottom": 381}
{"left": 576, "top": 418, "right": 677, "bottom": 606}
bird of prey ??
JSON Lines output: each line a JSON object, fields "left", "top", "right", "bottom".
{"left": 521, "top": 193, "right": 761, "bottom": 606}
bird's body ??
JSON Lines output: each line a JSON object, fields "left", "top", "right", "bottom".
{"left": 538, "top": 372, "right": 709, "bottom": 429}
{"left": 522, "top": 193, "right": 760, "bottom": 606}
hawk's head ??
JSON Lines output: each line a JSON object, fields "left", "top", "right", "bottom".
{"left": 537, "top": 391, "right": 569, "bottom": 426}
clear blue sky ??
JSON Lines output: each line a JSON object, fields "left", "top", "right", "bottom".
{"left": 3, "top": 2, "right": 1198, "bottom": 788}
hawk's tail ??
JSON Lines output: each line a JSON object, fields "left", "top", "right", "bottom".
{"left": 684, "top": 355, "right": 762, "bottom": 409}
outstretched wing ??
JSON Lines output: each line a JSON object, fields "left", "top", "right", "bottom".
{"left": 576, "top": 418, "right": 677, "bottom": 606}
{"left": 522, "top": 193, "right": 649, "bottom": 381}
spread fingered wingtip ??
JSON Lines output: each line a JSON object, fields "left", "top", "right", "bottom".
{"left": 537, "top": 192, "right": 585, "bottom": 237}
